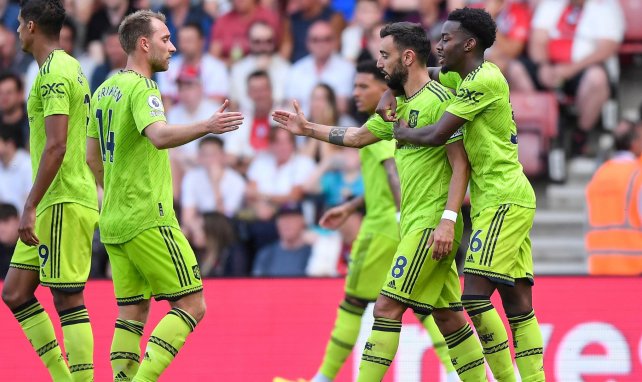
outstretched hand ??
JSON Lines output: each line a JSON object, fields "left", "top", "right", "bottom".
{"left": 272, "top": 100, "right": 310, "bottom": 136}
{"left": 206, "top": 99, "right": 244, "bottom": 134}
{"left": 376, "top": 89, "right": 399, "bottom": 122}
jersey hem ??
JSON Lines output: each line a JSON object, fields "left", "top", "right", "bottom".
{"left": 36, "top": 199, "right": 99, "bottom": 216}
{"left": 100, "top": 221, "right": 181, "bottom": 245}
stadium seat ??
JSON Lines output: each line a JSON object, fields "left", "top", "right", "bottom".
{"left": 511, "top": 92, "right": 559, "bottom": 178}
{"left": 619, "top": 0, "right": 642, "bottom": 54}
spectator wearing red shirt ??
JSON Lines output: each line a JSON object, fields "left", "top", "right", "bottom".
{"left": 483, "top": 0, "right": 531, "bottom": 72}
{"left": 209, "top": 0, "right": 281, "bottom": 64}
{"left": 509, "top": 0, "right": 624, "bottom": 140}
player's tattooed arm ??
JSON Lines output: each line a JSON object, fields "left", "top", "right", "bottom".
{"left": 329, "top": 127, "right": 347, "bottom": 145}
{"left": 393, "top": 112, "right": 467, "bottom": 147}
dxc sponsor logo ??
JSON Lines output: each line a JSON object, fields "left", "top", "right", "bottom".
{"left": 41, "top": 83, "right": 64, "bottom": 97}
{"left": 457, "top": 88, "right": 483, "bottom": 103}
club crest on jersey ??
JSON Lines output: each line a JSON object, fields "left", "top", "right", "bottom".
{"left": 147, "top": 95, "right": 163, "bottom": 110}
{"left": 408, "top": 110, "right": 419, "bottom": 128}
{"left": 192, "top": 265, "right": 201, "bottom": 280}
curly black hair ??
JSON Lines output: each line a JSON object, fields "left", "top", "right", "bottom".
{"left": 356, "top": 59, "right": 387, "bottom": 83}
{"left": 20, "top": 0, "right": 66, "bottom": 36}
{"left": 447, "top": 8, "right": 497, "bottom": 51}
{"left": 380, "top": 22, "right": 431, "bottom": 66}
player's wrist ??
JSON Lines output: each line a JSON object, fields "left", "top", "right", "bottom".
{"left": 441, "top": 209, "right": 457, "bottom": 223}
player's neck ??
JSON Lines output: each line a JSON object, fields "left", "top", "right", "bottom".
{"left": 457, "top": 56, "right": 485, "bottom": 79}
{"left": 32, "top": 39, "right": 61, "bottom": 67}
{"left": 403, "top": 67, "right": 430, "bottom": 98}
{"left": 125, "top": 56, "right": 153, "bottom": 79}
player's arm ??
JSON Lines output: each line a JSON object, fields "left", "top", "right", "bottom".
{"left": 86, "top": 137, "right": 104, "bottom": 189}
{"left": 383, "top": 158, "right": 401, "bottom": 213}
{"left": 394, "top": 112, "right": 467, "bottom": 147}
{"left": 19, "top": 115, "right": 69, "bottom": 245}
{"left": 144, "top": 100, "right": 243, "bottom": 149}
{"left": 319, "top": 196, "right": 364, "bottom": 230}
{"left": 430, "top": 139, "right": 470, "bottom": 260}
{"left": 272, "top": 101, "right": 380, "bottom": 148}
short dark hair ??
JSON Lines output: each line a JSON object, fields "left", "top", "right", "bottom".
{"left": 199, "top": 136, "right": 225, "bottom": 149}
{"left": 0, "top": 71, "right": 24, "bottom": 92}
{"left": 20, "top": 0, "right": 66, "bottom": 36}
{"left": 614, "top": 120, "right": 638, "bottom": 151}
{"left": 118, "top": 10, "right": 166, "bottom": 54}
{"left": 61, "top": 17, "right": 77, "bottom": 40}
{"left": 0, "top": 203, "right": 18, "bottom": 221}
{"left": 380, "top": 22, "right": 431, "bottom": 66}
{"left": 181, "top": 21, "right": 204, "bottom": 39}
{"left": 356, "top": 60, "right": 386, "bottom": 83}
{"left": 447, "top": 8, "right": 497, "bottom": 51}
{"left": 247, "top": 70, "right": 270, "bottom": 85}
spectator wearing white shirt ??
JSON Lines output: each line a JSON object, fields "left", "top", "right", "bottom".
{"left": 157, "top": 22, "right": 229, "bottom": 106}
{"left": 181, "top": 137, "right": 245, "bottom": 274}
{"left": 230, "top": 21, "right": 291, "bottom": 111}
{"left": 286, "top": 20, "right": 355, "bottom": 116}
{"left": 509, "top": 0, "right": 625, "bottom": 142}
{"left": 0, "top": 128, "right": 31, "bottom": 215}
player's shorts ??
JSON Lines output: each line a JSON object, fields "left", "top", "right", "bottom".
{"left": 345, "top": 231, "right": 399, "bottom": 301}
{"left": 380, "top": 227, "right": 463, "bottom": 315}
{"left": 10, "top": 202, "right": 98, "bottom": 292}
{"left": 106, "top": 226, "right": 203, "bottom": 305}
{"left": 464, "top": 203, "right": 536, "bottom": 286}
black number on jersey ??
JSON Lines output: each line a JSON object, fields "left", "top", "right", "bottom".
{"left": 96, "top": 108, "right": 115, "bottom": 163}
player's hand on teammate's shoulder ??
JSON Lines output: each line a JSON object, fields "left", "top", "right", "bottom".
{"left": 206, "top": 99, "right": 244, "bottom": 134}
{"left": 272, "top": 100, "right": 310, "bottom": 137}
{"left": 393, "top": 118, "right": 410, "bottom": 147}
{"left": 376, "top": 89, "right": 398, "bottom": 122}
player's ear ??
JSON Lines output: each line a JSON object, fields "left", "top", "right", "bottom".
{"left": 464, "top": 37, "right": 477, "bottom": 52}
{"left": 27, "top": 20, "right": 35, "bottom": 34}
{"left": 402, "top": 49, "right": 414, "bottom": 66}
{"left": 140, "top": 36, "right": 150, "bottom": 53}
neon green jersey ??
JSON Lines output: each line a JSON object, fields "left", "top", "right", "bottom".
{"left": 366, "top": 80, "right": 463, "bottom": 237}
{"left": 88, "top": 70, "right": 178, "bottom": 244}
{"left": 358, "top": 132, "right": 398, "bottom": 240}
{"left": 439, "top": 62, "right": 536, "bottom": 217}
{"left": 27, "top": 49, "right": 98, "bottom": 215}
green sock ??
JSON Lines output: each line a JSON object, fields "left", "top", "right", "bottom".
{"left": 12, "top": 298, "right": 71, "bottom": 381}
{"left": 318, "top": 300, "right": 365, "bottom": 379}
{"left": 443, "top": 324, "right": 487, "bottom": 382}
{"left": 416, "top": 313, "right": 456, "bottom": 372}
{"left": 357, "top": 317, "right": 401, "bottom": 382}
{"left": 508, "top": 311, "right": 545, "bottom": 382}
{"left": 111, "top": 318, "right": 145, "bottom": 381}
{"left": 463, "top": 295, "right": 516, "bottom": 382}
{"left": 133, "top": 308, "right": 197, "bottom": 382}
{"left": 59, "top": 305, "right": 94, "bottom": 381}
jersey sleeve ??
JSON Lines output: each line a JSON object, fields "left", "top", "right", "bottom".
{"left": 445, "top": 77, "right": 500, "bottom": 122}
{"left": 39, "top": 71, "right": 71, "bottom": 117}
{"left": 130, "top": 79, "right": 167, "bottom": 135}
{"left": 438, "top": 71, "right": 462, "bottom": 90}
{"left": 365, "top": 113, "right": 393, "bottom": 141}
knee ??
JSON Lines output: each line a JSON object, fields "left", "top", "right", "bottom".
{"left": 51, "top": 290, "right": 84, "bottom": 312}
{"left": 1, "top": 286, "right": 33, "bottom": 311}
{"left": 344, "top": 296, "right": 368, "bottom": 310}
{"left": 183, "top": 299, "right": 206, "bottom": 323}
{"left": 372, "top": 296, "right": 405, "bottom": 321}
{"left": 581, "top": 66, "right": 609, "bottom": 91}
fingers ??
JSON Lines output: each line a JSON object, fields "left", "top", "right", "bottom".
{"left": 382, "top": 111, "right": 397, "bottom": 122}
{"left": 217, "top": 99, "right": 230, "bottom": 113}
{"left": 218, "top": 114, "right": 244, "bottom": 124}
{"left": 293, "top": 100, "right": 303, "bottom": 115}
{"left": 19, "top": 229, "right": 39, "bottom": 246}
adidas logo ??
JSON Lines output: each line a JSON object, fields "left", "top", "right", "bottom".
{"left": 466, "top": 254, "right": 475, "bottom": 263}
{"left": 114, "top": 371, "right": 129, "bottom": 381}
{"left": 387, "top": 280, "right": 396, "bottom": 289}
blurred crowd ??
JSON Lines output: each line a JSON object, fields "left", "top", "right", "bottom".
{"left": 0, "top": 0, "right": 639, "bottom": 278}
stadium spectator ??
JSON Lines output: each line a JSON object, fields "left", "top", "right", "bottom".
{"left": 160, "top": 0, "right": 213, "bottom": 49}
{"left": 483, "top": 0, "right": 531, "bottom": 73}
{"left": 84, "top": 0, "right": 137, "bottom": 49}
{"left": 0, "top": 0, "right": 20, "bottom": 32}
{"left": 585, "top": 120, "right": 642, "bottom": 275}
{"left": 208, "top": 0, "right": 281, "bottom": 64}
{"left": 225, "top": 70, "right": 275, "bottom": 170}
{"left": 90, "top": 27, "right": 127, "bottom": 92}
{"left": 230, "top": 21, "right": 290, "bottom": 111}
{"left": 181, "top": 136, "right": 246, "bottom": 241}
{"left": 340, "top": 0, "right": 384, "bottom": 63}
{"left": 286, "top": 21, "right": 355, "bottom": 115}
{"left": 0, "top": 72, "right": 28, "bottom": 149}
{"left": 0, "top": 24, "right": 32, "bottom": 75}
{"left": 283, "top": 0, "right": 345, "bottom": 62}
{"left": 355, "top": 22, "right": 385, "bottom": 62}
{"left": 0, "top": 128, "right": 31, "bottom": 214}
{"left": 25, "top": 19, "right": 97, "bottom": 101}
{"left": 252, "top": 202, "right": 312, "bottom": 276}
{"left": 157, "top": 22, "right": 228, "bottom": 105}
{"left": 508, "top": 0, "right": 625, "bottom": 151}
{"left": 0, "top": 203, "right": 18, "bottom": 279}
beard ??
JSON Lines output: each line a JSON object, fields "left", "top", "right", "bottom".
{"left": 385, "top": 60, "right": 407, "bottom": 93}
{"left": 150, "top": 50, "right": 169, "bottom": 73}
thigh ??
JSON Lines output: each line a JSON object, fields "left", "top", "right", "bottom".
{"left": 464, "top": 204, "right": 535, "bottom": 286}
{"left": 345, "top": 231, "right": 398, "bottom": 302}
{"left": 126, "top": 226, "right": 204, "bottom": 302}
